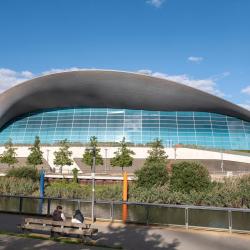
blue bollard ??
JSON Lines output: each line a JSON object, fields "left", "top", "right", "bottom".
{"left": 39, "top": 168, "right": 45, "bottom": 214}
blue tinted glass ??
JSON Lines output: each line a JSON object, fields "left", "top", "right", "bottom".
{"left": 0, "top": 108, "right": 249, "bottom": 150}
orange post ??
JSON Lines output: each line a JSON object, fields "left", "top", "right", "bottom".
{"left": 122, "top": 171, "right": 128, "bottom": 223}
{"left": 122, "top": 171, "right": 128, "bottom": 201}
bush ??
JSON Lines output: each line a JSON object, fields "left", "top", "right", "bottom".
{"left": 237, "top": 175, "right": 250, "bottom": 208}
{"left": 0, "top": 177, "right": 39, "bottom": 195}
{"left": 6, "top": 166, "right": 40, "bottom": 181}
{"left": 135, "top": 162, "right": 169, "bottom": 189}
{"left": 129, "top": 183, "right": 188, "bottom": 204}
{"left": 45, "top": 180, "right": 122, "bottom": 200}
{"left": 170, "top": 161, "right": 210, "bottom": 193}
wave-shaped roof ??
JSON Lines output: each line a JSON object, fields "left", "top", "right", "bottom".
{"left": 0, "top": 70, "right": 249, "bottom": 129}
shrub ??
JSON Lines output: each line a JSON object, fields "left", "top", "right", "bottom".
{"left": 72, "top": 168, "right": 79, "bottom": 183}
{"left": 6, "top": 166, "right": 39, "bottom": 181}
{"left": 170, "top": 161, "right": 210, "bottom": 193}
{"left": 135, "top": 162, "right": 169, "bottom": 189}
{"left": 237, "top": 175, "right": 250, "bottom": 208}
{"left": 45, "top": 180, "right": 122, "bottom": 200}
{"left": 0, "top": 177, "right": 39, "bottom": 195}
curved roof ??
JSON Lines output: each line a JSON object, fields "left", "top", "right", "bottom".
{"left": 0, "top": 70, "right": 249, "bottom": 129}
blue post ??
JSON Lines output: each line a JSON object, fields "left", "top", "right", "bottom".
{"left": 39, "top": 168, "right": 45, "bottom": 214}
{"left": 40, "top": 168, "right": 45, "bottom": 198}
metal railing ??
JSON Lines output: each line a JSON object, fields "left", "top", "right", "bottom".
{"left": 1, "top": 195, "right": 250, "bottom": 233}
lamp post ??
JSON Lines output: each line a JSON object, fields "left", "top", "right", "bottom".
{"left": 221, "top": 149, "right": 224, "bottom": 173}
{"left": 104, "top": 148, "right": 108, "bottom": 172}
{"left": 91, "top": 148, "right": 96, "bottom": 223}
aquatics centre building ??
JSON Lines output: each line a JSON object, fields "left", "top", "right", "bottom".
{"left": 0, "top": 70, "right": 249, "bottom": 150}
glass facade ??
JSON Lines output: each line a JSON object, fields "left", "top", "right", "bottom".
{"left": 0, "top": 107, "right": 249, "bottom": 150}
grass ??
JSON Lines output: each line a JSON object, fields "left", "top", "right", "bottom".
{"left": 0, "top": 230, "right": 123, "bottom": 249}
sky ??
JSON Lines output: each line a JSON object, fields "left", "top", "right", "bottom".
{"left": 0, "top": 0, "right": 250, "bottom": 109}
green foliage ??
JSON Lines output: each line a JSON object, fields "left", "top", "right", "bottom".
{"left": 0, "top": 139, "right": 18, "bottom": 167}
{"left": 53, "top": 139, "right": 73, "bottom": 172}
{"left": 72, "top": 168, "right": 79, "bottom": 183}
{"left": 144, "top": 138, "right": 168, "bottom": 166}
{"left": 0, "top": 177, "right": 39, "bottom": 195}
{"left": 129, "top": 183, "right": 188, "bottom": 204}
{"left": 238, "top": 175, "right": 250, "bottom": 208}
{"left": 134, "top": 139, "right": 169, "bottom": 189}
{"left": 45, "top": 180, "right": 122, "bottom": 200}
{"left": 170, "top": 161, "right": 211, "bottom": 193}
{"left": 6, "top": 166, "right": 40, "bottom": 181}
{"left": 27, "top": 136, "right": 43, "bottom": 167}
{"left": 135, "top": 161, "right": 169, "bottom": 189}
{"left": 110, "top": 137, "right": 135, "bottom": 171}
{"left": 82, "top": 136, "right": 103, "bottom": 167}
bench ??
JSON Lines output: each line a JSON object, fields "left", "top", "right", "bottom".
{"left": 21, "top": 218, "right": 98, "bottom": 240}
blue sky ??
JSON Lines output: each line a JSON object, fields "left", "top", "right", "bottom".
{"left": 0, "top": 0, "right": 249, "bottom": 109}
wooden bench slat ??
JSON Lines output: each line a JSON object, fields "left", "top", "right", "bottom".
{"left": 25, "top": 218, "right": 53, "bottom": 225}
{"left": 24, "top": 218, "right": 90, "bottom": 229}
{"left": 22, "top": 224, "right": 52, "bottom": 231}
{"left": 51, "top": 220, "right": 90, "bottom": 228}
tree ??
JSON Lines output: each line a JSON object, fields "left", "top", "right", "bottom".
{"left": 82, "top": 136, "right": 103, "bottom": 167}
{"left": 53, "top": 139, "right": 73, "bottom": 173}
{"left": 110, "top": 137, "right": 135, "bottom": 172}
{"left": 170, "top": 161, "right": 211, "bottom": 193}
{"left": 145, "top": 138, "right": 168, "bottom": 166}
{"left": 135, "top": 138, "right": 169, "bottom": 188}
{"left": 135, "top": 161, "right": 169, "bottom": 189}
{"left": 0, "top": 139, "right": 18, "bottom": 168}
{"left": 27, "top": 136, "right": 43, "bottom": 167}
{"left": 72, "top": 168, "right": 79, "bottom": 183}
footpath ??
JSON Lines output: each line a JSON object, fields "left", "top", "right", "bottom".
{"left": 1, "top": 213, "right": 250, "bottom": 250}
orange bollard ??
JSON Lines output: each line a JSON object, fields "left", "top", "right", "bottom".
{"left": 122, "top": 171, "right": 128, "bottom": 223}
{"left": 122, "top": 171, "right": 128, "bottom": 201}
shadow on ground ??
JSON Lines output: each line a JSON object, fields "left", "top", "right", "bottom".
{"left": 0, "top": 219, "right": 180, "bottom": 250}
{"left": 96, "top": 222, "right": 180, "bottom": 249}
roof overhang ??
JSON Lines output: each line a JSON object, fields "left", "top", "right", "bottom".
{"left": 0, "top": 70, "right": 249, "bottom": 129}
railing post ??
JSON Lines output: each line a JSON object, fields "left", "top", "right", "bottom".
{"left": 19, "top": 197, "right": 23, "bottom": 214}
{"left": 47, "top": 198, "right": 51, "bottom": 216}
{"left": 146, "top": 205, "right": 150, "bottom": 225}
{"left": 185, "top": 208, "right": 189, "bottom": 229}
{"left": 228, "top": 210, "right": 232, "bottom": 233}
{"left": 110, "top": 201, "right": 114, "bottom": 221}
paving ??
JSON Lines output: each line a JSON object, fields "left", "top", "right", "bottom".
{"left": 1, "top": 213, "right": 250, "bottom": 249}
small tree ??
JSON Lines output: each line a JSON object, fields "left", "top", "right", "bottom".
{"left": 145, "top": 138, "right": 168, "bottom": 166}
{"left": 53, "top": 139, "right": 73, "bottom": 173}
{"left": 27, "top": 136, "right": 43, "bottom": 167}
{"left": 82, "top": 136, "right": 103, "bottom": 167}
{"left": 0, "top": 138, "right": 18, "bottom": 168}
{"left": 170, "top": 161, "right": 211, "bottom": 193}
{"left": 72, "top": 168, "right": 79, "bottom": 183}
{"left": 110, "top": 137, "right": 135, "bottom": 172}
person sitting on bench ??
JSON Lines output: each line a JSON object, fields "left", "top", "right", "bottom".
{"left": 71, "top": 209, "right": 84, "bottom": 224}
{"left": 52, "top": 205, "right": 66, "bottom": 221}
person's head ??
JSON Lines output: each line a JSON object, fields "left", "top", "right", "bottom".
{"left": 74, "top": 209, "right": 81, "bottom": 215}
{"left": 56, "top": 205, "right": 63, "bottom": 211}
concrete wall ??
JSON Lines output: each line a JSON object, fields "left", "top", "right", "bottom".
{"left": 0, "top": 146, "right": 249, "bottom": 174}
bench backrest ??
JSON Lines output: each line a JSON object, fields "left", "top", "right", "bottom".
{"left": 24, "top": 218, "right": 88, "bottom": 229}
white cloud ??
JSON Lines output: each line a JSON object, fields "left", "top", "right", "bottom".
{"left": 0, "top": 67, "right": 92, "bottom": 94}
{"left": 0, "top": 68, "right": 34, "bottom": 93}
{"left": 41, "top": 67, "right": 90, "bottom": 76}
{"left": 146, "top": 0, "right": 165, "bottom": 8}
{"left": 241, "top": 86, "right": 250, "bottom": 95}
{"left": 188, "top": 56, "right": 204, "bottom": 63}
{"left": 238, "top": 103, "right": 250, "bottom": 111}
{"left": 0, "top": 67, "right": 228, "bottom": 98}
{"left": 137, "top": 69, "right": 225, "bottom": 97}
